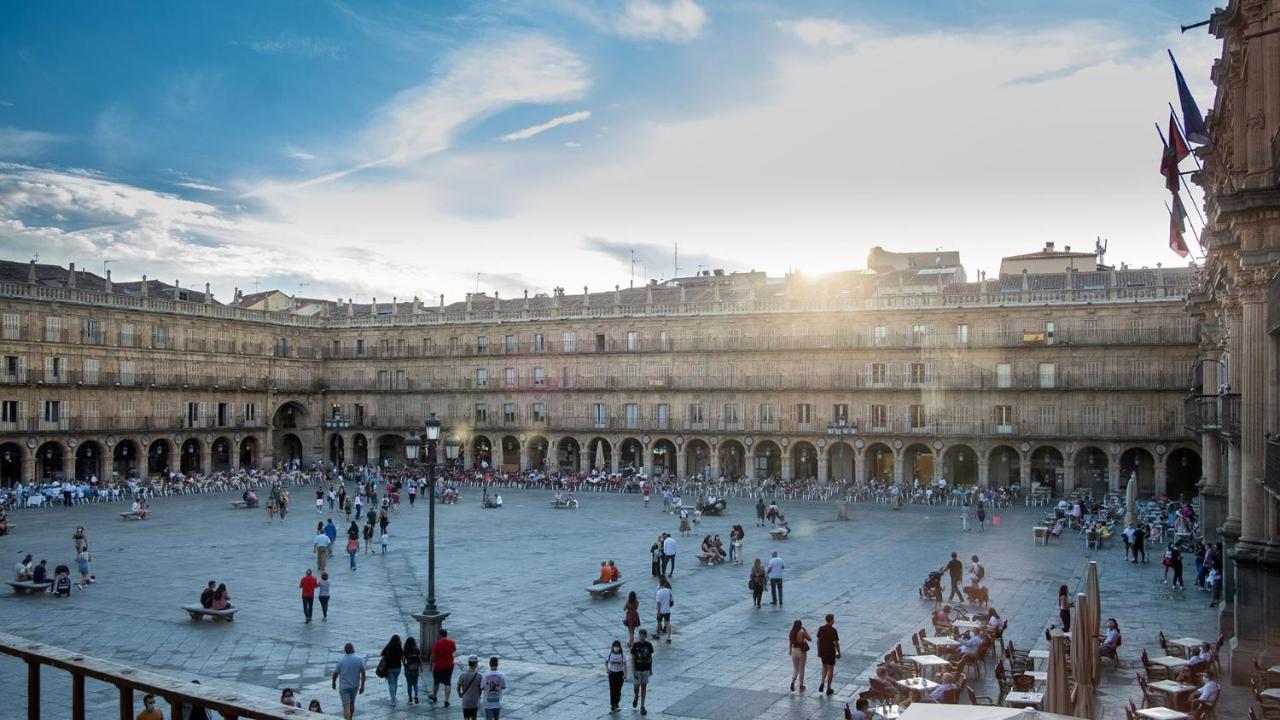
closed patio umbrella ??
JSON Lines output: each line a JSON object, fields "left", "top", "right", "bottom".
{"left": 1084, "top": 561, "right": 1101, "bottom": 684}
{"left": 1124, "top": 475, "right": 1137, "bottom": 527}
{"left": 1072, "top": 595, "right": 1095, "bottom": 719}
{"left": 1044, "top": 629, "right": 1072, "bottom": 715}
{"left": 594, "top": 440, "right": 605, "bottom": 471}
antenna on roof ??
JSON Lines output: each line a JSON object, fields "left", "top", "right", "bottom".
{"left": 252, "top": 277, "right": 262, "bottom": 293}
{"left": 630, "top": 250, "right": 636, "bottom": 289}
{"left": 103, "top": 259, "right": 112, "bottom": 278}
{"left": 1095, "top": 237, "right": 1108, "bottom": 265}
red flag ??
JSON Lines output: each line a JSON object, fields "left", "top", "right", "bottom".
{"left": 1169, "top": 194, "right": 1190, "bottom": 258}
{"left": 1159, "top": 140, "right": 1179, "bottom": 193}
{"left": 1168, "top": 113, "right": 1190, "bottom": 164}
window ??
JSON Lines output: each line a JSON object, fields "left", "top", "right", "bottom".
{"left": 217, "top": 402, "right": 230, "bottom": 427}
{"left": 909, "top": 362, "right": 928, "bottom": 385}
{"left": 659, "top": 330, "right": 670, "bottom": 350}
{"left": 503, "top": 403, "right": 518, "bottom": 423}
{"left": 83, "top": 319, "right": 104, "bottom": 344}
{"left": 152, "top": 325, "right": 170, "bottom": 349}
{"left": 870, "top": 404, "right": 888, "bottom": 429}
{"left": 504, "top": 334, "right": 517, "bottom": 353}
{"left": 423, "top": 337, "right": 435, "bottom": 354}
{"left": 996, "top": 363, "right": 1012, "bottom": 388}
{"left": 120, "top": 323, "right": 136, "bottom": 347}
{"left": 476, "top": 335, "right": 489, "bottom": 352}
{"left": 561, "top": 366, "right": 574, "bottom": 388}
{"left": 1038, "top": 362, "right": 1056, "bottom": 389}
{"left": 795, "top": 403, "right": 812, "bottom": 425}
{"left": 395, "top": 370, "right": 407, "bottom": 388}
{"left": 474, "top": 403, "right": 488, "bottom": 423}
{"left": 276, "top": 337, "right": 289, "bottom": 357}
{"left": 956, "top": 323, "right": 969, "bottom": 345}
{"left": 83, "top": 358, "right": 99, "bottom": 385}
{"left": 655, "top": 403, "right": 670, "bottom": 429}
{"left": 475, "top": 368, "right": 488, "bottom": 388}
{"left": 356, "top": 338, "right": 366, "bottom": 355}
{"left": 868, "top": 363, "right": 887, "bottom": 386}
{"left": 44, "top": 316, "right": 62, "bottom": 342}
{"left": 533, "top": 367, "right": 545, "bottom": 386}
{"left": 949, "top": 404, "right": 971, "bottom": 428}
{"left": 504, "top": 367, "right": 515, "bottom": 387}
{"left": 533, "top": 333, "right": 544, "bottom": 352}
{"left": 3, "top": 355, "right": 18, "bottom": 378}
{"left": 119, "top": 360, "right": 136, "bottom": 386}
{"left": 688, "top": 403, "right": 706, "bottom": 425}
{"left": 377, "top": 370, "right": 389, "bottom": 389}
{"left": 1083, "top": 319, "right": 1099, "bottom": 339}
{"left": 532, "top": 403, "right": 546, "bottom": 423}
{"left": 1129, "top": 359, "right": 1148, "bottom": 387}
{"left": 1038, "top": 405, "right": 1056, "bottom": 427}
{"left": 562, "top": 330, "right": 576, "bottom": 353}
{"left": 187, "top": 402, "right": 201, "bottom": 427}
{"left": 43, "top": 400, "right": 60, "bottom": 423}
{"left": 758, "top": 403, "right": 776, "bottom": 426}
{"left": 45, "top": 356, "right": 62, "bottom": 381}
{"left": 1084, "top": 360, "right": 1103, "bottom": 385}
{"left": 627, "top": 331, "right": 638, "bottom": 351}
{"left": 1045, "top": 321, "right": 1056, "bottom": 346}
{"left": 244, "top": 403, "right": 258, "bottom": 423}
{"left": 832, "top": 404, "right": 849, "bottom": 423}
{"left": 1127, "top": 405, "right": 1147, "bottom": 428}
{"left": 1, "top": 313, "right": 19, "bottom": 340}
{"left": 595, "top": 333, "right": 607, "bottom": 352}
{"left": 449, "top": 336, "right": 461, "bottom": 352}
{"left": 909, "top": 324, "right": 929, "bottom": 345}
{"left": 909, "top": 404, "right": 927, "bottom": 429}
{"left": 872, "top": 325, "right": 888, "bottom": 346}
{"left": 592, "top": 403, "right": 608, "bottom": 427}
{"left": 0, "top": 400, "right": 16, "bottom": 424}
{"left": 994, "top": 405, "right": 1014, "bottom": 432}
{"left": 625, "top": 403, "right": 639, "bottom": 428}
{"left": 723, "top": 403, "right": 741, "bottom": 426}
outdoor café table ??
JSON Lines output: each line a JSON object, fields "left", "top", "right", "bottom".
{"left": 1148, "top": 680, "right": 1198, "bottom": 710}
{"left": 1167, "top": 637, "right": 1205, "bottom": 657}
{"left": 1004, "top": 691, "right": 1044, "bottom": 709}
{"left": 1135, "top": 708, "right": 1189, "bottom": 720}
{"left": 894, "top": 677, "right": 939, "bottom": 699}
{"left": 1028, "top": 649, "right": 1050, "bottom": 668}
{"left": 923, "top": 637, "right": 959, "bottom": 652}
{"left": 1018, "top": 671, "right": 1048, "bottom": 688}
{"left": 874, "top": 704, "right": 902, "bottom": 720}
{"left": 952, "top": 620, "right": 984, "bottom": 632}
{"left": 1262, "top": 688, "right": 1280, "bottom": 702}
{"left": 906, "top": 655, "right": 951, "bottom": 678}
{"left": 1150, "top": 655, "right": 1189, "bottom": 671}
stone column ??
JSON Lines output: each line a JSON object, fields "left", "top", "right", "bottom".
{"left": 518, "top": 441, "right": 529, "bottom": 472}
{"left": 642, "top": 445, "right": 653, "bottom": 480}
{"left": 675, "top": 443, "right": 687, "bottom": 479}
{"left": 1199, "top": 353, "right": 1225, "bottom": 543}
{"left": 1107, "top": 455, "right": 1120, "bottom": 494}
{"left": 20, "top": 446, "right": 32, "bottom": 484}
{"left": 1154, "top": 454, "right": 1168, "bottom": 496}
{"left": 1224, "top": 300, "right": 1243, "bottom": 539}
{"left": 977, "top": 456, "right": 990, "bottom": 487}
{"left": 780, "top": 451, "right": 792, "bottom": 481}
{"left": 709, "top": 444, "right": 721, "bottom": 479}
{"left": 1062, "top": 462, "right": 1076, "bottom": 494}
{"left": 817, "top": 450, "right": 829, "bottom": 485}
{"left": 200, "top": 440, "right": 212, "bottom": 476}
{"left": 893, "top": 448, "right": 904, "bottom": 485}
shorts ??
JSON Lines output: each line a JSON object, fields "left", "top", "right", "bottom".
{"left": 633, "top": 670, "right": 651, "bottom": 685}
{"left": 657, "top": 613, "right": 670, "bottom": 622}
{"left": 463, "top": 708, "right": 479, "bottom": 720}
{"left": 819, "top": 653, "right": 836, "bottom": 667}
{"left": 485, "top": 709, "right": 501, "bottom": 720}
{"left": 339, "top": 687, "right": 358, "bottom": 706}
{"left": 433, "top": 667, "right": 454, "bottom": 685}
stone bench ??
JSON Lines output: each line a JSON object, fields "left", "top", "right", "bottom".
{"left": 7, "top": 580, "right": 53, "bottom": 595}
{"left": 585, "top": 580, "right": 625, "bottom": 598}
{"left": 230, "top": 500, "right": 257, "bottom": 509}
{"left": 181, "top": 604, "right": 237, "bottom": 622}
{"left": 769, "top": 529, "right": 790, "bottom": 540}
{"left": 549, "top": 500, "right": 577, "bottom": 509}
{"left": 697, "top": 554, "right": 724, "bottom": 566}
{"left": 119, "top": 511, "right": 143, "bottom": 521}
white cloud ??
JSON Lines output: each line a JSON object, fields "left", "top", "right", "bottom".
{"left": 174, "top": 181, "right": 223, "bottom": 192}
{"left": 616, "top": 0, "right": 707, "bottom": 42}
{"left": 242, "top": 33, "right": 342, "bottom": 59}
{"left": 286, "top": 148, "right": 317, "bottom": 161}
{"left": 564, "top": 141, "right": 582, "bottom": 147}
{"left": 500, "top": 110, "right": 592, "bottom": 142}
{"left": 0, "top": 127, "right": 66, "bottom": 159}
{"left": 776, "top": 18, "right": 862, "bottom": 47}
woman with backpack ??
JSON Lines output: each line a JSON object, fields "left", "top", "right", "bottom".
{"left": 749, "top": 559, "right": 767, "bottom": 608}
{"left": 378, "top": 634, "right": 404, "bottom": 708}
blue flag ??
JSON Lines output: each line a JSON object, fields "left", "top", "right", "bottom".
{"left": 1169, "top": 50, "right": 1209, "bottom": 144}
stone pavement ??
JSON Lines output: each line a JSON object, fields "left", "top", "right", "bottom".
{"left": 0, "top": 488, "right": 1248, "bottom": 719}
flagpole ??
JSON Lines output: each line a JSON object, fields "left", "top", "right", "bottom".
{"left": 1155, "top": 123, "right": 1208, "bottom": 227}
{"left": 1167, "top": 103, "right": 1204, "bottom": 170}
{"left": 1165, "top": 199, "right": 1204, "bottom": 259}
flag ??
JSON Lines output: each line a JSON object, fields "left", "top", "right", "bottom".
{"left": 1168, "top": 113, "right": 1189, "bottom": 164}
{"left": 1169, "top": 194, "right": 1190, "bottom": 258}
{"left": 1159, "top": 137, "right": 1179, "bottom": 193}
{"left": 1170, "top": 50, "right": 1210, "bottom": 144}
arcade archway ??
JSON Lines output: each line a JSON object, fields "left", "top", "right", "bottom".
{"left": 619, "top": 438, "right": 644, "bottom": 471}
{"left": 1074, "top": 446, "right": 1109, "bottom": 496}
{"left": 1, "top": 442, "right": 23, "bottom": 486}
{"left": 113, "top": 440, "right": 139, "bottom": 479}
{"left": 147, "top": 439, "right": 170, "bottom": 477}
{"left": 685, "top": 439, "right": 710, "bottom": 479}
{"left": 180, "top": 438, "right": 203, "bottom": 475}
{"left": 527, "top": 435, "right": 548, "bottom": 469}
{"left": 942, "top": 444, "right": 978, "bottom": 486}
{"left": 748, "top": 440, "right": 776, "bottom": 480}
{"left": 500, "top": 435, "right": 520, "bottom": 469}
{"left": 1166, "top": 448, "right": 1202, "bottom": 499}
{"left": 988, "top": 445, "right": 1021, "bottom": 487}
{"left": 791, "top": 441, "right": 818, "bottom": 480}
{"left": 903, "top": 443, "right": 934, "bottom": 483}
{"left": 1030, "top": 446, "right": 1064, "bottom": 495}
{"left": 211, "top": 437, "right": 232, "bottom": 472}
{"left": 36, "top": 442, "right": 64, "bottom": 482}
{"left": 1120, "top": 447, "right": 1156, "bottom": 496}
{"left": 329, "top": 434, "right": 345, "bottom": 465}
{"left": 239, "top": 437, "right": 257, "bottom": 470}
{"left": 828, "top": 441, "right": 855, "bottom": 483}
{"left": 75, "top": 441, "right": 103, "bottom": 481}
{"left": 652, "top": 439, "right": 677, "bottom": 477}
{"left": 557, "top": 437, "right": 580, "bottom": 472}
{"left": 587, "top": 437, "right": 612, "bottom": 472}
{"left": 865, "top": 443, "right": 894, "bottom": 483}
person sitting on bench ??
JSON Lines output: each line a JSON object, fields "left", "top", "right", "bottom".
{"left": 699, "top": 536, "right": 719, "bottom": 564}
{"left": 243, "top": 488, "right": 258, "bottom": 507}
{"left": 608, "top": 560, "right": 621, "bottom": 581}
{"left": 14, "top": 554, "right": 32, "bottom": 581}
{"left": 30, "top": 559, "right": 49, "bottom": 585}
{"left": 212, "top": 583, "right": 233, "bottom": 611}
{"left": 594, "top": 561, "right": 613, "bottom": 585}
{"left": 199, "top": 580, "right": 217, "bottom": 609}
{"left": 773, "top": 517, "right": 791, "bottom": 538}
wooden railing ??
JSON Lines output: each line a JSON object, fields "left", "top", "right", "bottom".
{"left": 0, "top": 630, "right": 325, "bottom": 720}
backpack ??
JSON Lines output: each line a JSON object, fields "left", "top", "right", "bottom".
{"left": 976, "top": 564, "right": 985, "bottom": 580}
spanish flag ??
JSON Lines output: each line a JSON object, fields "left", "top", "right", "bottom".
{"left": 1023, "top": 330, "right": 1046, "bottom": 344}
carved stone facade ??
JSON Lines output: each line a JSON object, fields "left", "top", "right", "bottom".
{"left": 1185, "top": 0, "right": 1280, "bottom": 684}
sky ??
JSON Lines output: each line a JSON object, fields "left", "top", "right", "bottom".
{"left": 0, "top": 0, "right": 1223, "bottom": 304}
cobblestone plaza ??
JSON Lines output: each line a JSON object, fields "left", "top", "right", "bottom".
{"left": 0, "top": 487, "right": 1244, "bottom": 719}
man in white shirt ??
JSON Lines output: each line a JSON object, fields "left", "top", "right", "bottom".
{"left": 480, "top": 656, "right": 508, "bottom": 720}
{"left": 313, "top": 530, "right": 330, "bottom": 571}
{"left": 767, "top": 551, "right": 785, "bottom": 606}
{"left": 1191, "top": 670, "right": 1219, "bottom": 717}
{"left": 655, "top": 579, "right": 674, "bottom": 644}
{"left": 662, "top": 534, "right": 677, "bottom": 577}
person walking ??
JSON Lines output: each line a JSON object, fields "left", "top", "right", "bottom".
{"left": 380, "top": 634, "right": 404, "bottom": 708}
{"left": 318, "top": 571, "right": 331, "bottom": 621}
{"left": 402, "top": 636, "right": 422, "bottom": 705}
{"left": 755, "top": 496, "right": 767, "bottom": 527}
{"left": 788, "top": 619, "right": 811, "bottom": 693}
{"left": 1169, "top": 545, "right": 1185, "bottom": 589}
{"left": 655, "top": 577, "right": 674, "bottom": 644}
{"left": 1057, "top": 584, "right": 1072, "bottom": 632}
{"left": 324, "top": 518, "right": 338, "bottom": 558}
{"left": 480, "top": 656, "right": 508, "bottom": 720}
{"left": 1132, "top": 524, "right": 1147, "bottom": 563}
{"left": 362, "top": 521, "right": 374, "bottom": 554}
{"left": 624, "top": 591, "right": 642, "bottom": 644}
{"left": 346, "top": 522, "right": 360, "bottom": 570}
{"left": 768, "top": 551, "right": 785, "bottom": 606}
{"left": 75, "top": 547, "right": 93, "bottom": 588}
{"left": 300, "top": 568, "right": 319, "bottom": 623}
{"left": 816, "top": 614, "right": 841, "bottom": 695}
{"left": 975, "top": 502, "right": 986, "bottom": 533}
{"left": 945, "top": 551, "right": 964, "bottom": 602}
{"left": 429, "top": 628, "right": 456, "bottom": 706}
{"left": 749, "top": 559, "right": 767, "bottom": 608}
{"left": 331, "top": 643, "right": 367, "bottom": 720}
{"left": 605, "top": 640, "right": 627, "bottom": 712}
{"left": 456, "top": 655, "right": 483, "bottom": 720}
{"left": 630, "top": 629, "right": 654, "bottom": 716}
{"left": 73, "top": 526, "right": 88, "bottom": 554}
{"left": 967, "top": 555, "right": 984, "bottom": 590}
{"left": 313, "top": 524, "right": 329, "bottom": 571}
{"left": 649, "top": 535, "right": 663, "bottom": 577}
{"left": 662, "top": 533, "right": 677, "bottom": 577}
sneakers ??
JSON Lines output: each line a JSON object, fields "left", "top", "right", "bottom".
{"left": 633, "top": 695, "right": 639, "bottom": 708}
{"left": 641, "top": 707, "right": 647, "bottom": 715}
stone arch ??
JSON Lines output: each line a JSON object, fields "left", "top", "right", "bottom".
{"left": 587, "top": 436, "right": 612, "bottom": 472}
{"left": 865, "top": 442, "right": 894, "bottom": 482}
{"left": 351, "top": 434, "right": 368, "bottom": 466}
{"left": 500, "top": 435, "right": 521, "bottom": 469}
{"left": 791, "top": 441, "right": 818, "bottom": 480}
{"left": 685, "top": 439, "right": 711, "bottom": 478}
{"left": 619, "top": 437, "right": 644, "bottom": 471}
{"left": 1030, "top": 446, "right": 1065, "bottom": 495}
{"left": 652, "top": 438, "right": 678, "bottom": 477}
{"left": 748, "top": 439, "right": 775, "bottom": 480}
{"left": 180, "top": 437, "right": 203, "bottom": 475}
{"left": 239, "top": 437, "right": 257, "bottom": 470}
{"left": 0, "top": 442, "right": 22, "bottom": 486}
{"left": 328, "top": 433, "right": 345, "bottom": 465}
{"left": 1074, "top": 446, "right": 1110, "bottom": 496}
{"left": 1166, "top": 447, "right": 1202, "bottom": 499}
{"left": 112, "top": 439, "right": 139, "bottom": 479}
{"left": 36, "top": 441, "right": 64, "bottom": 481}
{"left": 147, "top": 439, "right": 170, "bottom": 477}
{"left": 557, "top": 436, "right": 580, "bottom": 472}
{"left": 988, "top": 445, "right": 1021, "bottom": 487}
{"left": 271, "top": 400, "right": 309, "bottom": 430}
{"left": 211, "top": 436, "right": 233, "bottom": 472}
{"left": 1120, "top": 447, "right": 1156, "bottom": 497}
{"left": 827, "top": 441, "right": 856, "bottom": 483}
{"left": 278, "top": 433, "right": 304, "bottom": 467}
{"left": 942, "top": 444, "right": 978, "bottom": 486}
{"left": 527, "top": 435, "right": 549, "bottom": 469}
{"left": 375, "top": 434, "right": 404, "bottom": 468}
{"left": 74, "top": 440, "right": 104, "bottom": 481}
{"left": 903, "top": 443, "right": 935, "bottom": 483}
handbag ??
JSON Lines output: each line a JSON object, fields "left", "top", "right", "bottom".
{"left": 375, "top": 656, "right": 388, "bottom": 678}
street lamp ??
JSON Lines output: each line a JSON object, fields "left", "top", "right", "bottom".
{"left": 409, "top": 413, "right": 449, "bottom": 658}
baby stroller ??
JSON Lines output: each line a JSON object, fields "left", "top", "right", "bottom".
{"left": 919, "top": 568, "right": 944, "bottom": 602}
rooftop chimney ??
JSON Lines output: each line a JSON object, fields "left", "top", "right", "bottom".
{"left": 1045, "top": 242, "right": 1055, "bottom": 253}
{"left": 104, "top": 270, "right": 113, "bottom": 294}
{"left": 583, "top": 286, "right": 589, "bottom": 307}
{"left": 523, "top": 289, "right": 530, "bottom": 310}
{"left": 67, "top": 262, "right": 77, "bottom": 288}
{"left": 1064, "top": 245, "right": 1071, "bottom": 253}
{"left": 347, "top": 298, "right": 354, "bottom": 316}
{"left": 204, "top": 282, "right": 211, "bottom": 304}
{"left": 27, "top": 260, "right": 36, "bottom": 284}
{"left": 141, "top": 275, "right": 148, "bottom": 297}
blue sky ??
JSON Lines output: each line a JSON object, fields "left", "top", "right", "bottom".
{"left": 0, "top": 0, "right": 1221, "bottom": 302}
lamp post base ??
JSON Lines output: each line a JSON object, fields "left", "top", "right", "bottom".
{"left": 413, "top": 610, "right": 451, "bottom": 659}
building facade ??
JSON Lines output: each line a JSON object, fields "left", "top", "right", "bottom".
{"left": 1184, "top": 0, "right": 1280, "bottom": 683}
{"left": 0, "top": 255, "right": 1200, "bottom": 501}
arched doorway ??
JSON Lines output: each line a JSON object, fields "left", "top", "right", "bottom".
{"left": 942, "top": 444, "right": 978, "bottom": 486}
{"left": 1030, "top": 446, "right": 1064, "bottom": 495}
{"left": 587, "top": 437, "right": 612, "bottom": 472}
{"left": 791, "top": 441, "right": 818, "bottom": 480}
{"left": 272, "top": 401, "right": 307, "bottom": 430}
{"left": 619, "top": 438, "right": 644, "bottom": 472}
{"left": 1120, "top": 447, "right": 1156, "bottom": 496}
{"left": 239, "top": 437, "right": 257, "bottom": 469}
{"left": 828, "top": 441, "right": 855, "bottom": 484}
{"left": 147, "top": 439, "right": 170, "bottom": 477}
{"left": 351, "top": 434, "right": 368, "bottom": 466}
{"left": 1074, "top": 446, "right": 1109, "bottom": 496}
{"left": 500, "top": 435, "right": 520, "bottom": 469}
{"left": 652, "top": 439, "right": 677, "bottom": 476}
{"left": 865, "top": 443, "right": 894, "bottom": 483}
{"left": 557, "top": 437, "right": 580, "bottom": 472}
{"left": 988, "top": 446, "right": 1021, "bottom": 488}
{"left": 685, "top": 439, "right": 710, "bottom": 478}
{"left": 1166, "top": 448, "right": 1202, "bottom": 500}
{"left": 903, "top": 444, "right": 934, "bottom": 484}
{"left": 472, "top": 436, "right": 493, "bottom": 469}
{"left": 328, "top": 434, "right": 345, "bottom": 465}
{"left": 180, "top": 438, "right": 202, "bottom": 475}
{"left": 36, "top": 442, "right": 64, "bottom": 481}
{"left": 211, "top": 437, "right": 232, "bottom": 472}
{"left": 748, "top": 440, "right": 775, "bottom": 480}
{"left": 377, "top": 434, "right": 403, "bottom": 468}
{"left": 112, "top": 440, "right": 139, "bottom": 479}
{"left": 75, "top": 441, "right": 103, "bottom": 481}
{"left": 279, "top": 433, "right": 303, "bottom": 467}
{"left": 527, "top": 435, "right": 548, "bottom": 469}
{"left": 1, "top": 443, "right": 23, "bottom": 486}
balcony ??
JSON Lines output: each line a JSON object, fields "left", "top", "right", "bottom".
{"left": 1219, "top": 393, "right": 1240, "bottom": 439}
{"left": 1183, "top": 394, "right": 1219, "bottom": 433}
